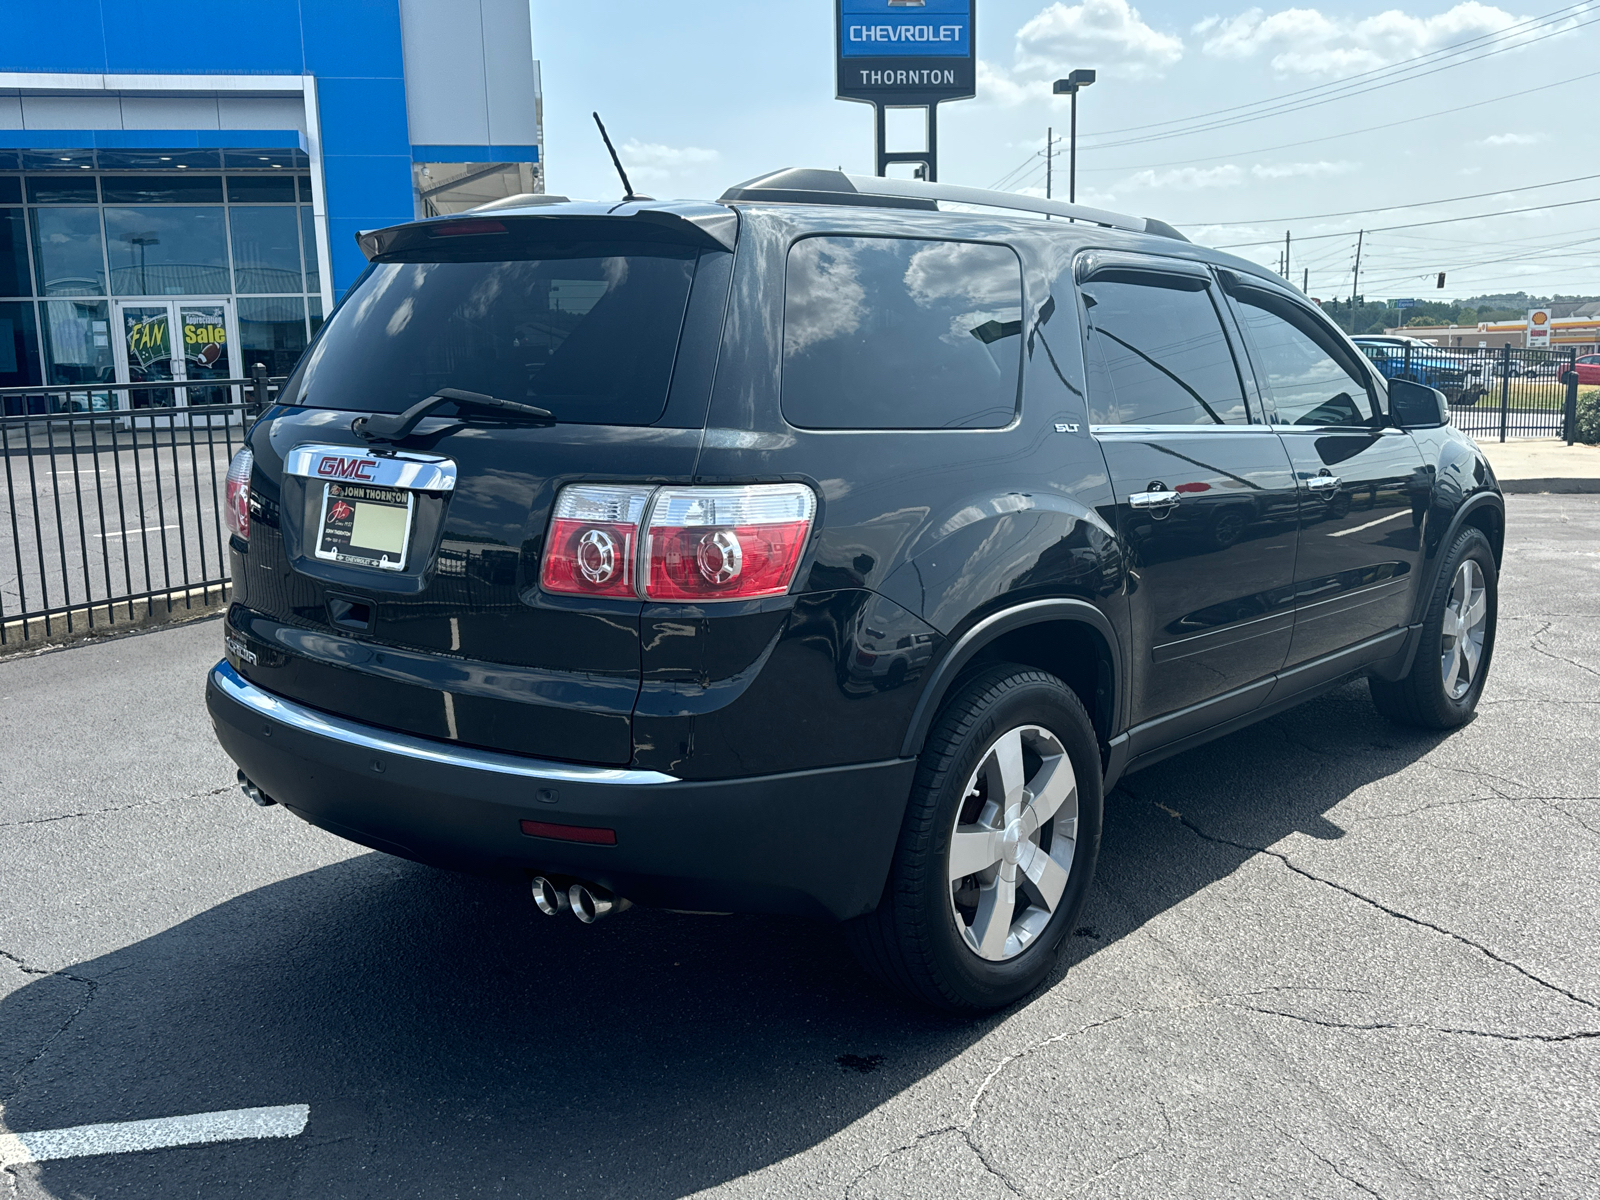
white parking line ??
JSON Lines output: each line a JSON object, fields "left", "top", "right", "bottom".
{"left": 92, "top": 525, "right": 179, "bottom": 538}
{"left": 0, "top": 1104, "right": 309, "bottom": 1166}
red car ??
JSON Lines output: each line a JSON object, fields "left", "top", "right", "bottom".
{"left": 1574, "top": 354, "right": 1600, "bottom": 385}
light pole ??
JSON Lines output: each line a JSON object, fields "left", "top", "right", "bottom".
{"left": 1052, "top": 69, "right": 1096, "bottom": 204}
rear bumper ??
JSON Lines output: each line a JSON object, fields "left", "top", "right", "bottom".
{"left": 206, "top": 661, "right": 914, "bottom": 920}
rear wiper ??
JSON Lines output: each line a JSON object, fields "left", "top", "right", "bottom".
{"left": 352, "top": 388, "right": 555, "bottom": 442}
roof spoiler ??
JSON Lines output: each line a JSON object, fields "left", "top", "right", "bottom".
{"left": 356, "top": 203, "right": 739, "bottom": 262}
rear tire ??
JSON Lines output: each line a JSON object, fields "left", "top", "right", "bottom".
{"left": 846, "top": 664, "right": 1103, "bottom": 1012}
{"left": 1370, "top": 527, "right": 1497, "bottom": 729}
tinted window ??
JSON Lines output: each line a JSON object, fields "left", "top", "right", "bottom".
{"left": 27, "top": 176, "right": 98, "bottom": 204}
{"left": 1235, "top": 292, "right": 1374, "bottom": 426}
{"left": 781, "top": 236, "right": 1021, "bottom": 430}
{"left": 1, "top": 209, "right": 30, "bottom": 296}
{"left": 1082, "top": 276, "right": 1247, "bottom": 426}
{"left": 288, "top": 242, "right": 700, "bottom": 424}
{"left": 104, "top": 207, "right": 229, "bottom": 295}
{"left": 226, "top": 176, "right": 297, "bottom": 203}
{"left": 31, "top": 208, "right": 106, "bottom": 296}
{"left": 230, "top": 206, "right": 302, "bottom": 293}
{"left": 101, "top": 175, "right": 223, "bottom": 204}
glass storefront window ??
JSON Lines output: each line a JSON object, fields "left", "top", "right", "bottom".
{"left": 27, "top": 176, "right": 98, "bottom": 204}
{"left": 230, "top": 206, "right": 301, "bottom": 294}
{"left": 0, "top": 300, "right": 42, "bottom": 387}
{"left": 31, "top": 207, "right": 106, "bottom": 296}
{"left": 41, "top": 299, "right": 114, "bottom": 410}
{"left": 104, "top": 207, "right": 228, "bottom": 295}
{"left": 227, "top": 176, "right": 296, "bottom": 203}
{"left": 101, "top": 175, "right": 224, "bottom": 204}
{"left": 309, "top": 294, "right": 324, "bottom": 337}
{"left": 239, "top": 296, "right": 307, "bottom": 375}
{"left": 301, "top": 207, "right": 319, "bottom": 295}
{"left": 2, "top": 208, "right": 31, "bottom": 296}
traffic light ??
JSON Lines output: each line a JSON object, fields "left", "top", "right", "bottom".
{"left": 1437, "top": 273, "right": 1446, "bottom": 288}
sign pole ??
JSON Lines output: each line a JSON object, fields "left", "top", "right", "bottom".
{"left": 837, "top": 1, "right": 975, "bottom": 182}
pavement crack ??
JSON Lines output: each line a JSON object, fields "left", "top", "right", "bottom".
{"left": 1291, "top": 1135, "right": 1391, "bottom": 1199}
{"left": 1129, "top": 785, "right": 1600, "bottom": 1014}
{"left": 1238, "top": 1004, "right": 1600, "bottom": 1044}
{"left": 0, "top": 783, "right": 234, "bottom": 829}
{"left": 1529, "top": 625, "right": 1600, "bottom": 679}
{"left": 0, "top": 949, "right": 99, "bottom": 1099}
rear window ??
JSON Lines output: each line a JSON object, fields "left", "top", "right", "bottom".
{"left": 286, "top": 239, "right": 700, "bottom": 425}
{"left": 781, "top": 236, "right": 1023, "bottom": 430}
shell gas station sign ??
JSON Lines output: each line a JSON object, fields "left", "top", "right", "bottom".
{"left": 1527, "top": 308, "right": 1551, "bottom": 347}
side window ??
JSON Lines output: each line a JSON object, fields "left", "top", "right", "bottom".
{"left": 1235, "top": 293, "right": 1375, "bottom": 427}
{"left": 781, "top": 236, "right": 1022, "bottom": 430}
{"left": 1080, "top": 276, "right": 1248, "bottom": 426}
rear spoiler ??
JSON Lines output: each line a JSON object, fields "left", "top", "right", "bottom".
{"left": 356, "top": 203, "right": 738, "bottom": 261}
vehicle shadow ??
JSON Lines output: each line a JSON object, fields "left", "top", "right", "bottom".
{"left": 2, "top": 680, "right": 1451, "bottom": 1199}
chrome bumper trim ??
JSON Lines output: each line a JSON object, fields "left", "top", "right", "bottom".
{"left": 209, "top": 660, "right": 678, "bottom": 786}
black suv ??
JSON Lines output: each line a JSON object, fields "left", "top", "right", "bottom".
{"left": 209, "top": 169, "right": 1503, "bottom": 1011}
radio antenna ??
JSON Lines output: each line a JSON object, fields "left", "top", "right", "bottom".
{"left": 592, "top": 112, "right": 649, "bottom": 202}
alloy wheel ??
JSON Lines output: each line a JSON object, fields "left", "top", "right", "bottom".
{"left": 947, "top": 724, "right": 1079, "bottom": 962}
{"left": 1440, "top": 559, "right": 1488, "bottom": 700}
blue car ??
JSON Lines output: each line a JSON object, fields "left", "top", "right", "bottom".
{"left": 1353, "top": 336, "right": 1483, "bottom": 405}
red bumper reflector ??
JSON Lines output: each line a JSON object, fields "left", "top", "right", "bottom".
{"left": 519, "top": 819, "right": 617, "bottom": 845}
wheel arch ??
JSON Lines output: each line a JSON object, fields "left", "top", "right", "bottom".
{"left": 898, "top": 599, "right": 1123, "bottom": 763}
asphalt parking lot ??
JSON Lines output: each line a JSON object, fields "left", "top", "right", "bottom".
{"left": 1, "top": 493, "right": 1596, "bottom": 1199}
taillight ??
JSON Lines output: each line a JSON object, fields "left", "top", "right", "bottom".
{"left": 643, "top": 485, "right": 816, "bottom": 601}
{"left": 541, "top": 482, "right": 817, "bottom": 602}
{"left": 225, "top": 448, "right": 253, "bottom": 541}
{"left": 540, "top": 484, "right": 650, "bottom": 597}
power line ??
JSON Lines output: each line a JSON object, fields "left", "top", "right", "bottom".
{"left": 1068, "top": 68, "right": 1600, "bottom": 177}
{"left": 1186, "top": 171, "right": 1600, "bottom": 229}
{"left": 1079, "top": 2, "right": 1591, "bottom": 140}
{"left": 1081, "top": 12, "right": 1600, "bottom": 151}
{"left": 1208, "top": 195, "right": 1600, "bottom": 249}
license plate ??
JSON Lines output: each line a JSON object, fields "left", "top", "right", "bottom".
{"left": 314, "top": 482, "right": 414, "bottom": 571}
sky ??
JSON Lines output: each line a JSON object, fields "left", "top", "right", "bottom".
{"left": 530, "top": 1, "right": 1600, "bottom": 305}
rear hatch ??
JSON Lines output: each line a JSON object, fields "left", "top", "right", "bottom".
{"left": 228, "top": 208, "right": 735, "bottom": 765}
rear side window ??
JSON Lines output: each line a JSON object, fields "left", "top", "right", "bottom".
{"left": 288, "top": 241, "right": 700, "bottom": 425}
{"left": 781, "top": 236, "right": 1022, "bottom": 430}
{"left": 1234, "top": 292, "right": 1375, "bottom": 427}
{"left": 1081, "top": 276, "right": 1248, "bottom": 426}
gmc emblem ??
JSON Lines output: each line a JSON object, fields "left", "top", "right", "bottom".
{"left": 317, "top": 455, "right": 377, "bottom": 481}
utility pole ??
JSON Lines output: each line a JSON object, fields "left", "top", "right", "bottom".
{"left": 1283, "top": 230, "right": 1291, "bottom": 282}
{"left": 1303, "top": 267, "right": 1308, "bottom": 294}
{"left": 1045, "top": 127, "right": 1052, "bottom": 200}
{"left": 1350, "top": 229, "right": 1364, "bottom": 333}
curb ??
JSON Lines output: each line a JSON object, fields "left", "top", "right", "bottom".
{"left": 1497, "top": 478, "right": 1600, "bottom": 495}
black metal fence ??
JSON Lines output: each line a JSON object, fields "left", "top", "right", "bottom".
{"left": 1, "top": 375, "right": 281, "bottom": 649}
{"left": 1354, "top": 342, "right": 1583, "bottom": 442}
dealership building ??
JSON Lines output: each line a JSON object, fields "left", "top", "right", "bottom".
{"left": 1, "top": 0, "right": 543, "bottom": 409}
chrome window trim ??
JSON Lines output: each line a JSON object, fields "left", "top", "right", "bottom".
{"left": 211, "top": 661, "right": 678, "bottom": 785}
{"left": 282, "top": 443, "right": 457, "bottom": 492}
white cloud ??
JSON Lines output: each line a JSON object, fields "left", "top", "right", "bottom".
{"left": 1480, "top": 132, "right": 1546, "bottom": 146}
{"left": 618, "top": 140, "right": 719, "bottom": 186}
{"left": 976, "top": 58, "right": 1033, "bottom": 106}
{"left": 1250, "top": 159, "right": 1360, "bottom": 178}
{"left": 1194, "top": 2, "right": 1528, "bottom": 77}
{"left": 1123, "top": 164, "right": 1244, "bottom": 189}
{"left": 1016, "top": 0, "right": 1185, "bottom": 77}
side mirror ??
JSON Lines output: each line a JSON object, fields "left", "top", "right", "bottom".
{"left": 1388, "top": 377, "right": 1448, "bottom": 429}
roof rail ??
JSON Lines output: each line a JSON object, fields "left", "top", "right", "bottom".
{"left": 719, "top": 168, "right": 1186, "bottom": 242}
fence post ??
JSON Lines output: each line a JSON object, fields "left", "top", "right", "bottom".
{"left": 1564, "top": 349, "right": 1579, "bottom": 446}
{"left": 250, "top": 362, "right": 270, "bottom": 416}
{"left": 1498, "top": 343, "right": 1511, "bottom": 443}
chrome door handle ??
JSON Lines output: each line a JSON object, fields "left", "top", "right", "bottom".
{"left": 1305, "top": 474, "right": 1342, "bottom": 493}
{"left": 1129, "top": 489, "right": 1181, "bottom": 510}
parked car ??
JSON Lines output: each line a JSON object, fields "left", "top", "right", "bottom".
{"left": 1352, "top": 336, "right": 1483, "bottom": 403}
{"left": 1574, "top": 354, "right": 1600, "bottom": 385}
{"left": 209, "top": 169, "right": 1504, "bottom": 1012}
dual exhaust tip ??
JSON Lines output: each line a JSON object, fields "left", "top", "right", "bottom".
{"left": 532, "top": 876, "right": 631, "bottom": 923}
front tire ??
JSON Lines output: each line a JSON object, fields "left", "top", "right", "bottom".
{"left": 1370, "top": 526, "right": 1497, "bottom": 729}
{"left": 847, "top": 665, "right": 1103, "bottom": 1011}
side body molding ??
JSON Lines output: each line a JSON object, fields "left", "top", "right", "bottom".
{"left": 897, "top": 598, "right": 1124, "bottom": 760}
